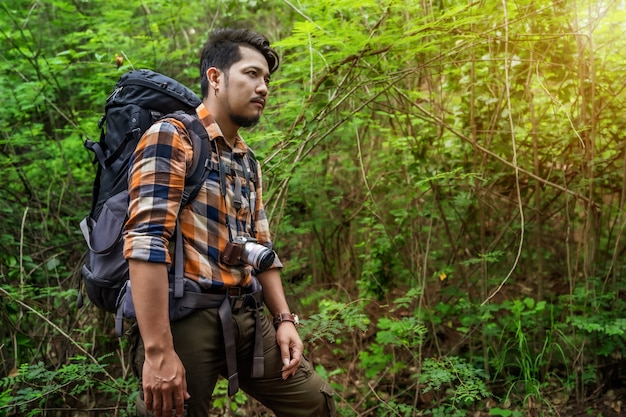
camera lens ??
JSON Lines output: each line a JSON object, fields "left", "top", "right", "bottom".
{"left": 242, "top": 242, "right": 275, "bottom": 271}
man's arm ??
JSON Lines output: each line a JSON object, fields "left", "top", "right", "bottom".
{"left": 129, "top": 260, "right": 190, "bottom": 417}
{"left": 256, "top": 268, "right": 302, "bottom": 379}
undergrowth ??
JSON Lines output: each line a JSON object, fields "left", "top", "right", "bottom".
{"left": 1, "top": 277, "right": 624, "bottom": 416}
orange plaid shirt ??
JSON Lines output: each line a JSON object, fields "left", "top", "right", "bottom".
{"left": 123, "top": 103, "right": 282, "bottom": 289}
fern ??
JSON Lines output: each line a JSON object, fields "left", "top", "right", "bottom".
{"left": 419, "top": 356, "right": 490, "bottom": 406}
{"left": 299, "top": 299, "right": 370, "bottom": 344}
{"left": 0, "top": 355, "right": 134, "bottom": 415}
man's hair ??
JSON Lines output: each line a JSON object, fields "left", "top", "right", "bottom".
{"left": 200, "top": 28, "right": 279, "bottom": 98}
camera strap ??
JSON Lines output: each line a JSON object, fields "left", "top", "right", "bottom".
{"left": 218, "top": 149, "right": 257, "bottom": 242}
{"left": 240, "top": 155, "right": 257, "bottom": 236}
{"left": 218, "top": 155, "right": 235, "bottom": 242}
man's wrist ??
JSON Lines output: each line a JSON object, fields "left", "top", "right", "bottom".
{"left": 273, "top": 312, "right": 299, "bottom": 329}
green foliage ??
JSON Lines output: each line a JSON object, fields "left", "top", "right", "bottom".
{"left": 0, "top": 356, "right": 135, "bottom": 416}
{"left": 489, "top": 408, "right": 523, "bottom": 417}
{"left": 211, "top": 378, "right": 248, "bottom": 415}
{"left": 375, "top": 316, "right": 427, "bottom": 353}
{"left": 562, "top": 284, "right": 626, "bottom": 356}
{"left": 2, "top": 0, "right": 626, "bottom": 415}
{"left": 420, "top": 356, "right": 490, "bottom": 406}
{"left": 299, "top": 298, "right": 370, "bottom": 345}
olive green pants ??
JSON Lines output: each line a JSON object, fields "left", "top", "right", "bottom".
{"left": 130, "top": 306, "right": 336, "bottom": 417}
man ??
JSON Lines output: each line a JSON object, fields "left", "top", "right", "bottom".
{"left": 124, "top": 28, "right": 336, "bottom": 417}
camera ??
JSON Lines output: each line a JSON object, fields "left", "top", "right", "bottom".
{"left": 221, "top": 236, "right": 276, "bottom": 271}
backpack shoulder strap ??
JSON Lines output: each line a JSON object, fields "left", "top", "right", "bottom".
{"left": 163, "top": 112, "right": 259, "bottom": 210}
{"left": 165, "top": 112, "right": 216, "bottom": 206}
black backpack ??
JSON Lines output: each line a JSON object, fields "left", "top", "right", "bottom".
{"left": 79, "top": 69, "right": 211, "bottom": 325}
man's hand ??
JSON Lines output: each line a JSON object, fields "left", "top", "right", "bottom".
{"left": 256, "top": 268, "right": 303, "bottom": 379}
{"left": 128, "top": 260, "right": 190, "bottom": 417}
{"left": 143, "top": 348, "right": 190, "bottom": 417}
{"left": 276, "top": 322, "right": 303, "bottom": 379}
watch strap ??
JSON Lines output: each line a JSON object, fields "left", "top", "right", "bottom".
{"left": 273, "top": 312, "right": 298, "bottom": 329}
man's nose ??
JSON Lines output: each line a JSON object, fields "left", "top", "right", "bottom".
{"left": 257, "top": 81, "right": 268, "bottom": 96}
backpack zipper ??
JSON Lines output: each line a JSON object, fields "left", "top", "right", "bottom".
{"left": 121, "top": 77, "right": 198, "bottom": 102}
{"left": 107, "top": 85, "right": 123, "bottom": 102}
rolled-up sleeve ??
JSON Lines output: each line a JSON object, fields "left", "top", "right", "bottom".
{"left": 123, "top": 120, "right": 192, "bottom": 264}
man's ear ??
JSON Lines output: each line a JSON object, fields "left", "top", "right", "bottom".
{"left": 207, "top": 67, "right": 220, "bottom": 91}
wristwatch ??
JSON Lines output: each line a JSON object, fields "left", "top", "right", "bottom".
{"left": 273, "top": 312, "right": 299, "bottom": 329}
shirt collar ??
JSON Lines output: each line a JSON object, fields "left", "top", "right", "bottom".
{"left": 195, "top": 102, "right": 248, "bottom": 154}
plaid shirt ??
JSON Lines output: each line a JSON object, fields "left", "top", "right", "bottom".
{"left": 123, "top": 103, "right": 282, "bottom": 289}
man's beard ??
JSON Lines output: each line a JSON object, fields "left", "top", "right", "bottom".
{"left": 230, "top": 113, "right": 260, "bottom": 128}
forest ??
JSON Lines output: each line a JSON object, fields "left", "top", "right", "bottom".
{"left": 1, "top": 0, "right": 626, "bottom": 415}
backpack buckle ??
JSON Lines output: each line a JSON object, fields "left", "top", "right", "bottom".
{"left": 227, "top": 287, "right": 243, "bottom": 297}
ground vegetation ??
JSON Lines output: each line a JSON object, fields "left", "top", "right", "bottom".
{"left": 1, "top": 0, "right": 626, "bottom": 415}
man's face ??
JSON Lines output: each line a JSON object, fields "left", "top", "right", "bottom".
{"left": 221, "top": 46, "right": 270, "bottom": 128}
